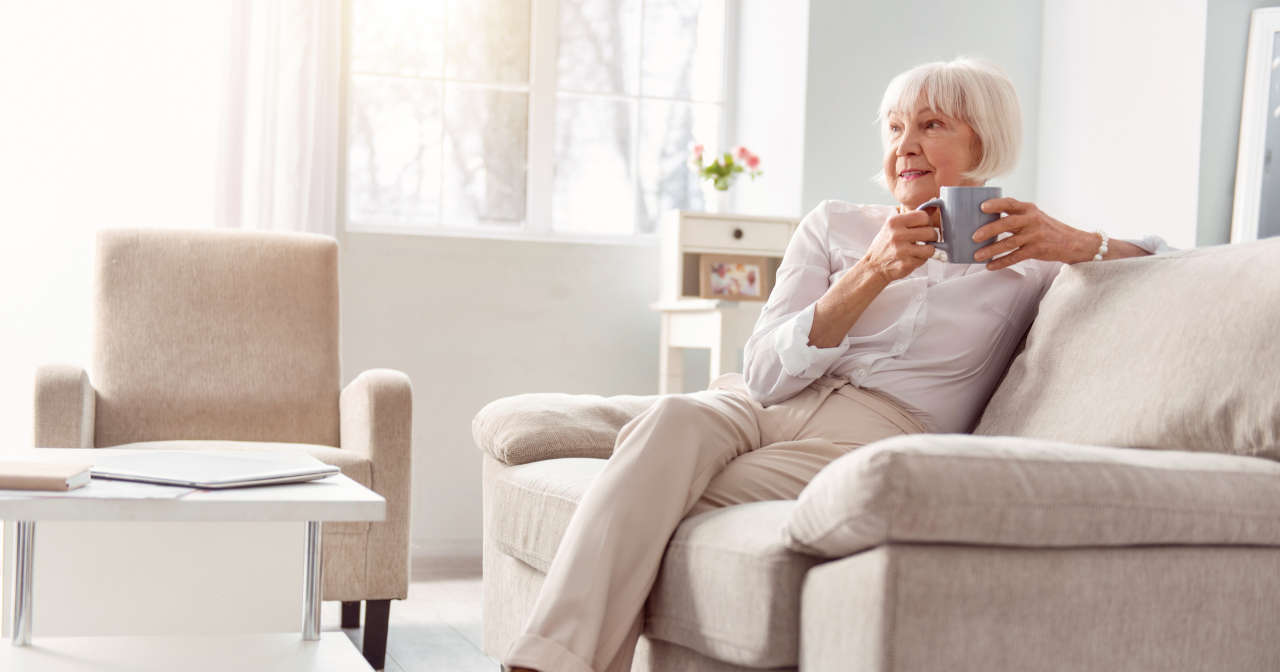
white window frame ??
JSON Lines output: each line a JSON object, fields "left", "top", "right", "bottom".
{"left": 340, "top": 0, "right": 738, "bottom": 246}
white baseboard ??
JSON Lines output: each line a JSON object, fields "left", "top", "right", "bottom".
{"left": 411, "top": 539, "right": 481, "bottom": 580}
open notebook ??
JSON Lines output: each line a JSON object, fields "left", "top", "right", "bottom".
{"left": 90, "top": 451, "right": 340, "bottom": 489}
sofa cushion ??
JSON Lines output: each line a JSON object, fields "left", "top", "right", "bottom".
{"left": 104, "top": 439, "right": 373, "bottom": 535}
{"left": 487, "top": 458, "right": 816, "bottom": 668}
{"left": 472, "top": 393, "right": 660, "bottom": 466}
{"left": 785, "top": 433, "right": 1280, "bottom": 559}
{"left": 488, "top": 457, "right": 607, "bottom": 571}
{"left": 646, "top": 500, "right": 820, "bottom": 668}
{"left": 974, "top": 237, "right": 1280, "bottom": 459}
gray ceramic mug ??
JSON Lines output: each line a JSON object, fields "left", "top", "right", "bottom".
{"left": 914, "top": 185, "right": 1002, "bottom": 263}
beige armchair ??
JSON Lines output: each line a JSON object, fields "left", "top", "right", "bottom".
{"left": 33, "top": 228, "right": 411, "bottom": 671}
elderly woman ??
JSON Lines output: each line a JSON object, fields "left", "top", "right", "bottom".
{"left": 504, "top": 57, "right": 1173, "bottom": 672}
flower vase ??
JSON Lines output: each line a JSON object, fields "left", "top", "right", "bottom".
{"left": 700, "top": 182, "right": 731, "bottom": 213}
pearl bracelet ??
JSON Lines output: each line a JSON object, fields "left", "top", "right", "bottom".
{"left": 1092, "top": 230, "right": 1110, "bottom": 262}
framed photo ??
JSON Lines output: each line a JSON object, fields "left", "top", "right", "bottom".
{"left": 698, "top": 253, "right": 771, "bottom": 301}
{"left": 1231, "top": 7, "right": 1280, "bottom": 243}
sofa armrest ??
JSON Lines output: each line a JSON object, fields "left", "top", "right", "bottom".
{"left": 785, "top": 433, "right": 1280, "bottom": 559}
{"left": 340, "top": 368, "right": 412, "bottom": 599}
{"left": 34, "top": 364, "right": 96, "bottom": 448}
{"left": 472, "top": 392, "right": 661, "bottom": 466}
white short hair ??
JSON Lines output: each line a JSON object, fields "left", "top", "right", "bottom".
{"left": 870, "top": 57, "right": 1021, "bottom": 190}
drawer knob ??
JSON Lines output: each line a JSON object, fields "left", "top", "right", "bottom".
{"left": 732, "top": 227, "right": 743, "bottom": 240}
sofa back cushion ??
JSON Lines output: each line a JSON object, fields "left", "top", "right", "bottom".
{"left": 974, "top": 238, "right": 1280, "bottom": 459}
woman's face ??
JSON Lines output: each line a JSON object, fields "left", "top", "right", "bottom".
{"left": 882, "top": 101, "right": 983, "bottom": 209}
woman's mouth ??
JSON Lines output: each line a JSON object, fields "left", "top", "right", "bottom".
{"left": 899, "top": 170, "right": 932, "bottom": 182}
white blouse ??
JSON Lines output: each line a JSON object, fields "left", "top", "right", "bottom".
{"left": 742, "top": 199, "right": 1176, "bottom": 434}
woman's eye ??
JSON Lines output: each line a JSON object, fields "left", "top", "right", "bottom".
{"left": 925, "top": 120, "right": 942, "bottom": 129}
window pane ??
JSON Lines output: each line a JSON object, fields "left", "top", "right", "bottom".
{"left": 348, "top": 75, "right": 442, "bottom": 228}
{"left": 641, "top": 0, "right": 724, "bottom": 101}
{"left": 351, "top": 0, "right": 445, "bottom": 77}
{"left": 557, "top": 0, "right": 641, "bottom": 95}
{"left": 445, "top": 0, "right": 531, "bottom": 83}
{"left": 443, "top": 86, "right": 528, "bottom": 226}
{"left": 637, "top": 101, "right": 719, "bottom": 233}
{"left": 553, "top": 95, "right": 635, "bottom": 234}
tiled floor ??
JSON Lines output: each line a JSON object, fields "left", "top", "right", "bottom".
{"left": 323, "top": 559, "right": 496, "bottom": 671}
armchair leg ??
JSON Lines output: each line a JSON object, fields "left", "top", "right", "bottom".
{"left": 363, "top": 599, "right": 391, "bottom": 670}
{"left": 341, "top": 601, "right": 361, "bottom": 629}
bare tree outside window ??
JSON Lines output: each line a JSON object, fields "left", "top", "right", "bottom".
{"left": 346, "top": 0, "right": 727, "bottom": 237}
{"left": 556, "top": 0, "right": 725, "bottom": 234}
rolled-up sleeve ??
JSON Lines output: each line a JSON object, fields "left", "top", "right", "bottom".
{"left": 743, "top": 200, "right": 851, "bottom": 406}
{"left": 1117, "top": 233, "right": 1179, "bottom": 256}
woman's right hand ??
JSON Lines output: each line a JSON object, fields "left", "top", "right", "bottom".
{"left": 858, "top": 209, "right": 938, "bottom": 283}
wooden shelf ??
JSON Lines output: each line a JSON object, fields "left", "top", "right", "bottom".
{"left": 658, "top": 210, "right": 798, "bottom": 302}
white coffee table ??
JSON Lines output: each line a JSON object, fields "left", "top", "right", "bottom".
{"left": 0, "top": 459, "right": 384, "bottom": 671}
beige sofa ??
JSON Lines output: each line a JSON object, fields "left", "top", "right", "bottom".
{"left": 474, "top": 236, "right": 1280, "bottom": 671}
{"left": 33, "top": 229, "right": 411, "bottom": 671}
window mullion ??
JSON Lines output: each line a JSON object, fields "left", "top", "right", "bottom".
{"left": 526, "top": 0, "right": 560, "bottom": 235}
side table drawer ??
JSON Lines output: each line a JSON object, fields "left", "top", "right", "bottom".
{"left": 681, "top": 217, "right": 792, "bottom": 252}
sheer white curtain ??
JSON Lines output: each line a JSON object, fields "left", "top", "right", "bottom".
{"left": 0, "top": 0, "right": 231, "bottom": 452}
{"left": 217, "top": 0, "right": 343, "bottom": 236}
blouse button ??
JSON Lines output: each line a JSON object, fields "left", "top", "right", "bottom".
{"left": 855, "top": 368, "right": 867, "bottom": 377}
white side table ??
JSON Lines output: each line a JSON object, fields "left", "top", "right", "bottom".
{"left": 650, "top": 299, "right": 764, "bottom": 394}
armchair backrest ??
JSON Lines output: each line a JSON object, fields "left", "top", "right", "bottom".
{"left": 91, "top": 229, "right": 341, "bottom": 447}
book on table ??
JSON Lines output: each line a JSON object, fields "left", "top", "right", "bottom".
{"left": 0, "top": 461, "right": 92, "bottom": 491}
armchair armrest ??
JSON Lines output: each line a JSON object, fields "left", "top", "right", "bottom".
{"left": 340, "top": 368, "right": 412, "bottom": 599}
{"left": 785, "top": 433, "right": 1280, "bottom": 559}
{"left": 471, "top": 392, "right": 661, "bottom": 466}
{"left": 34, "top": 364, "right": 96, "bottom": 448}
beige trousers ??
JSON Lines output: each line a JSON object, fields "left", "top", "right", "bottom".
{"left": 502, "top": 372, "right": 927, "bottom": 672}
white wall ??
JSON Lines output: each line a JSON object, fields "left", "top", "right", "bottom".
{"left": 1036, "top": 0, "right": 1206, "bottom": 249}
{"left": 337, "top": 232, "right": 661, "bottom": 557}
{"left": 729, "top": 1, "right": 810, "bottom": 218}
{"left": 801, "top": 0, "right": 1044, "bottom": 214}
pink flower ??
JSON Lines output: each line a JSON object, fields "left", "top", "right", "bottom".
{"left": 745, "top": 154, "right": 761, "bottom": 169}
{"left": 734, "top": 145, "right": 750, "bottom": 160}
{"left": 691, "top": 143, "right": 704, "bottom": 158}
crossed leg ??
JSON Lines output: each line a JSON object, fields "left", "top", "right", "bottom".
{"left": 504, "top": 378, "right": 922, "bottom": 672}
{"left": 686, "top": 436, "right": 854, "bottom": 519}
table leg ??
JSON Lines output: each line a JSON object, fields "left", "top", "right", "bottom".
{"left": 709, "top": 312, "right": 733, "bottom": 381}
{"left": 11, "top": 521, "right": 35, "bottom": 646}
{"left": 659, "top": 313, "right": 684, "bottom": 394}
{"left": 302, "top": 521, "right": 321, "bottom": 641}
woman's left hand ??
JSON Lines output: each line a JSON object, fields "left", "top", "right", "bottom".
{"left": 971, "top": 197, "right": 1097, "bottom": 271}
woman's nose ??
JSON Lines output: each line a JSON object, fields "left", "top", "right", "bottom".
{"left": 895, "top": 129, "right": 922, "bottom": 156}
